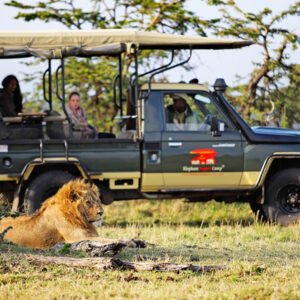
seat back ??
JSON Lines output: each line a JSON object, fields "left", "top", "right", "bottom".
{"left": 45, "top": 112, "right": 67, "bottom": 139}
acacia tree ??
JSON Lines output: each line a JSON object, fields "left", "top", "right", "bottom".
{"left": 272, "top": 64, "right": 300, "bottom": 127}
{"left": 5, "top": 0, "right": 217, "bottom": 131}
{"left": 6, "top": 0, "right": 213, "bottom": 33}
{"left": 5, "top": 0, "right": 300, "bottom": 128}
{"left": 206, "top": 0, "right": 300, "bottom": 124}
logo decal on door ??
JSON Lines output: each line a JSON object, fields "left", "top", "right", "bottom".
{"left": 182, "top": 148, "right": 225, "bottom": 172}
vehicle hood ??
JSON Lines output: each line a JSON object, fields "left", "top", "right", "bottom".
{"left": 252, "top": 127, "right": 300, "bottom": 137}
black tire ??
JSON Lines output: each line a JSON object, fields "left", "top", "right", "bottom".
{"left": 24, "top": 171, "right": 75, "bottom": 214}
{"left": 263, "top": 168, "right": 300, "bottom": 225}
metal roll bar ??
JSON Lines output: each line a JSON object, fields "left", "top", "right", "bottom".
{"left": 138, "top": 50, "right": 175, "bottom": 78}
{"left": 42, "top": 59, "right": 52, "bottom": 110}
{"left": 144, "top": 47, "right": 193, "bottom": 99}
{"left": 55, "top": 59, "right": 71, "bottom": 124}
{"left": 113, "top": 54, "right": 124, "bottom": 116}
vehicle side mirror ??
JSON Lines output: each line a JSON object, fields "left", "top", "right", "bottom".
{"left": 210, "top": 116, "right": 224, "bottom": 137}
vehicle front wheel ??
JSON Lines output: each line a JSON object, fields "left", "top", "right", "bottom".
{"left": 24, "top": 171, "right": 75, "bottom": 215}
{"left": 263, "top": 168, "right": 300, "bottom": 225}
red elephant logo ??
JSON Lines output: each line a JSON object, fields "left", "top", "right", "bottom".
{"left": 190, "top": 148, "right": 217, "bottom": 166}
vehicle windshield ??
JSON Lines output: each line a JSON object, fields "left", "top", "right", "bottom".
{"left": 221, "top": 94, "right": 298, "bottom": 131}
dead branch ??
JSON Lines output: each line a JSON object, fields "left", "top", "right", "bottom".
{"left": 25, "top": 254, "right": 226, "bottom": 273}
{"left": 52, "top": 239, "right": 146, "bottom": 257}
{"left": 67, "top": 240, "right": 127, "bottom": 257}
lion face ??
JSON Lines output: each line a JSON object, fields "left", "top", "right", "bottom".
{"left": 63, "top": 180, "right": 104, "bottom": 228}
{"left": 77, "top": 184, "right": 104, "bottom": 227}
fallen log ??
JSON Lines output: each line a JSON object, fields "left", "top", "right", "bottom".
{"left": 52, "top": 241, "right": 127, "bottom": 257}
{"left": 52, "top": 239, "right": 146, "bottom": 257}
{"left": 25, "top": 254, "right": 226, "bottom": 273}
{"left": 26, "top": 254, "right": 118, "bottom": 270}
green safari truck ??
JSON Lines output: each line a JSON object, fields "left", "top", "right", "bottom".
{"left": 0, "top": 29, "right": 299, "bottom": 225}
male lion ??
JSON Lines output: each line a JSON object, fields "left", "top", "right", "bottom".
{"left": 0, "top": 179, "right": 105, "bottom": 249}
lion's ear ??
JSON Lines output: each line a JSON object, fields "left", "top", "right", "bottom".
{"left": 69, "top": 190, "right": 81, "bottom": 202}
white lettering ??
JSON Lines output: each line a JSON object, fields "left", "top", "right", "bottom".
{"left": 212, "top": 144, "right": 235, "bottom": 148}
{"left": 212, "top": 166, "right": 223, "bottom": 171}
{"left": 183, "top": 166, "right": 199, "bottom": 172}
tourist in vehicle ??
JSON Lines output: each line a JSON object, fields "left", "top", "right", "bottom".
{"left": 66, "top": 91, "right": 97, "bottom": 139}
{"left": 165, "top": 93, "right": 200, "bottom": 130}
{"left": 0, "top": 74, "right": 23, "bottom": 117}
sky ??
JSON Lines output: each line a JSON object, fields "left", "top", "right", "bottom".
{"left": 0, "top": 0, "right": 299, "bottom": 94}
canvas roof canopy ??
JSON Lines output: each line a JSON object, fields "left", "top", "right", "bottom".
{"left": 0, "top": 29, "right": 253, "bottom": 59}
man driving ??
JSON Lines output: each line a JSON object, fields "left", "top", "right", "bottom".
{"left": 165, "top": 93, "right": 200, "bottom": 130}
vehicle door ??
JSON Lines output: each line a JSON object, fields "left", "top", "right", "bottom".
{"left": 161, "top": 91, "right": 244, "bottom": 190}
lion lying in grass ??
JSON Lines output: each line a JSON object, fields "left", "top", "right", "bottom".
{"left": 0, "top": 179, "right": 137, "bottom": 249}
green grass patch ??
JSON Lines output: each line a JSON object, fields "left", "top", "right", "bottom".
{"left": 1, "top": 200, "right": 300, "bottom": 299}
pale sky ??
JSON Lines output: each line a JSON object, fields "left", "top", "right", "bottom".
{"left": 0, "top": 0, "right": 299, "bottom": 94}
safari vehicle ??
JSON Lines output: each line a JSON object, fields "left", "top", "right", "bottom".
{"left": 0, "top": 29, "right": 300, "bottom": 225}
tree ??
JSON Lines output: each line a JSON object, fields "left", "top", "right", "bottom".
{"left": 6, "top": 0, "right": 213, "bottom": 33}
{"left": 5, "top": 0, "right": 217, "bottom": 131}
{"left": 5, "top": 0, "right": 300, "bottom": 128}
{"left": 207, "top": 0, "right": 300, "bottom": 124}
{"left": 271, "top": 64, "right": 300, "bottom": 128}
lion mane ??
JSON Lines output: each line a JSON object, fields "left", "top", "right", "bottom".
{"left": 0, "top": 179, "right": 104, "bottom": 249}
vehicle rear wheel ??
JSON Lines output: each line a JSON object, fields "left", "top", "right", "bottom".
{"left": 24, "top": 171, "right": 75, "bottom": 215}
{"left": 263, "top": 168, "right": 300, "bottom": 225}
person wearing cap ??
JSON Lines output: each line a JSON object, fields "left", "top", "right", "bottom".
{"left": 165, "top": 93, "right": 200, "bottom": 130}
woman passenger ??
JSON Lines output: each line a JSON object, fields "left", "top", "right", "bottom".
{"left": 66, "top": 91, "right": 97, "bottom": 139}
{"left": 0, "top": 75, "right": 23, "bottom": 117}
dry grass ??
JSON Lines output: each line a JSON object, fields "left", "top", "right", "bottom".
{"left": 1, "top": 200, "right": 300, "bottom": 299}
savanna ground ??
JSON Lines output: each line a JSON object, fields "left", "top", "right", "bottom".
{"left": 1, "top": 199, "right": 300, "bottom": 299}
